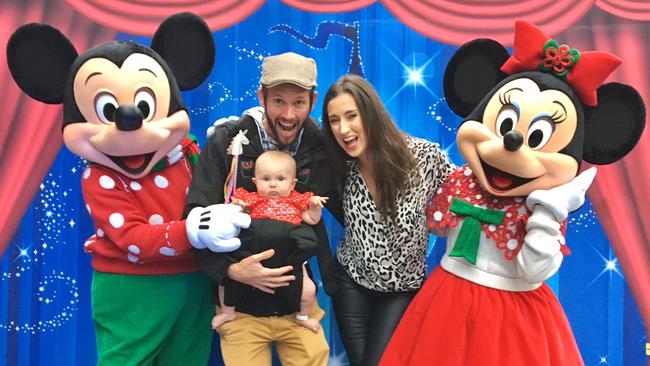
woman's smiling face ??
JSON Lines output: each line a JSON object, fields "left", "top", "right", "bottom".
{"left": 327, "top": 92, "right": 368, "bottom": 160}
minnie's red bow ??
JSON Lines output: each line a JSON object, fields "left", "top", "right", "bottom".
{"left": 500, "top": 21, "right": 622, "bottom": 106}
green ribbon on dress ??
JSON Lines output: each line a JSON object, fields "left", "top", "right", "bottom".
{"left": 448, "top": 197, "right": 505, "bottom": 265}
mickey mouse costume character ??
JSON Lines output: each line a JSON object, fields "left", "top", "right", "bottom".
{"left": 380, "top": 21, "right": 645, "bottom": 366}
{"left": 7, "top": 13, "right": 249, "bottom": 365}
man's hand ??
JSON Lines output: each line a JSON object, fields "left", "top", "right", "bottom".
{"left": 186, "top": 204, "right": 251, "bottom": 252}
{"left": 228, "top": 249, "right": 296, "bottom": 294}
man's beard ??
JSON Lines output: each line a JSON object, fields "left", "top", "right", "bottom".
{"left": 265, "top": 111, "right": 308, "bottom": 148}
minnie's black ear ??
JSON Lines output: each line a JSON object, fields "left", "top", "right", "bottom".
{"left": 151, "top": 12, "right": 215, "bottom": 91}
{"left": 583, "top": 83, "right": 645, "bottom": 165}
{"left": 7, "top": 23, "right": 77, "bottom": 104}
{"left": 444, "top": 39, "right": 510, "bottom": 117}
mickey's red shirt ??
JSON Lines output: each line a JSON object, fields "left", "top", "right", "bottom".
{"left": 81, "top": 142, "right": 199, "bottom": 275}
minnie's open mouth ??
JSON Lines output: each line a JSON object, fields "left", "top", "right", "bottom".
{"left": 107, "top": 152, "right": 156, "bottom": 175}
{"left": 480, "top": 159, "right": 538, "bottom": 192}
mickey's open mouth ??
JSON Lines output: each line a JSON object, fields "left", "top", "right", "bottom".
{"left": 480, "top": 158, "right": 538, "bottom": 192}
{"left": 107, "top": 152, "right": 156, "bottom": 175}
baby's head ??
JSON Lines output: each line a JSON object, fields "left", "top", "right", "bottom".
{"left": 252, "top": 151, "right": 297, "bottom": 198}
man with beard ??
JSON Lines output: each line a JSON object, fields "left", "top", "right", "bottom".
{"left": 184, "top": 52, "right": 340, "bottom": 365}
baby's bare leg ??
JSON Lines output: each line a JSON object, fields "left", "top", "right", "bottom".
{"left": 295, "top": 264, "right": 321, "bottom": 333}
{"left": 211, "top": 285, "right": 237, "bottom": 329}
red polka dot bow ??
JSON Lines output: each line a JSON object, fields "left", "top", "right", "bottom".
{"left": 500, "top": 21, "right": 622, "bottom": 106}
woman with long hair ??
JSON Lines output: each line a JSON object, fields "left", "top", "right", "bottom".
{"left": 322, "top": 75, "right": 454, "bottom": 365}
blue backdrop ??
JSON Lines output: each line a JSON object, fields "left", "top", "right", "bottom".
{"left": 0, "top": 2, "right": 646, "bottom": 365}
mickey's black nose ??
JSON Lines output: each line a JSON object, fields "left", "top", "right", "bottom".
{"left": 503, "top": 130, "right": 524, "bottom": 151}
{"left": 114, "top": 105, "right": 143, "bottom": 131}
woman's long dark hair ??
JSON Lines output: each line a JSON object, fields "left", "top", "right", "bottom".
{"left": 322, "top": 74, "right": 417, "bottom": 219}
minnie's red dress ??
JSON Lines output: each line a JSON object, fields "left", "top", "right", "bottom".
{"left": 380, "top": 166, "right": 583, "bottom": 366}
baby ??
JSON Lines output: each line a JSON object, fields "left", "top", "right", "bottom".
{"left": 212, "top": 150, "right": 328, "bottom": 332}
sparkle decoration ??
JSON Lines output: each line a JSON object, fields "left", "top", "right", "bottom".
{"left": 383, "top": 47, "right": 441, "bottom": 104}
{"left": 567, "top": 200, "right": 624, "bottom": 291}
{"left": 428, "top": 97, "right": 459, "bottom": 133}
{"left": 566, "top": 200, "right": 626, "bottom": 294}
{"left": 1, "top": 158, "right": 83, "bottom": 336}
{"left": 327, "top": 351, "right": 349, "bottom": 366}
{"left": 0, "top": 270, "right": 79, "bottom": 334}
{"left": 190, "top": 37, "right": 268, "bottom": 116}
{"left": 581, "top": 247, "right": 624, "bottom": 293}
{"left": 568, "top": 205, "right": 599, "bottom": 230}
{"left": 36, "top": 172, "right": 74, "bottom": 256}
{"left": 270, "top": 21, "right": 365, "bottom": 76}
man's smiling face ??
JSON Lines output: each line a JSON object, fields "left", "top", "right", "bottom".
{"left": 259, "top": 84, "right": 316, "bottom": 146}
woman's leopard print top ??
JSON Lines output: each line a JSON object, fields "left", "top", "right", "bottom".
{"left": 336, "top": 136, "right": 455, "bottom": 292}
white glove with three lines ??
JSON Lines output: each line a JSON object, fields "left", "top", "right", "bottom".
{"left": 186, "top": 204, "right": 251, "bottom": 252}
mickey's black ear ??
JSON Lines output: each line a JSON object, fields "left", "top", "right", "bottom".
{"left": 151, "top": 12, "right": 215, "bottom": 91}
{"left": 6, "top": 23, "right": 77, "bottom": 104}
{"left": 444, "top": 39, "right": 510, "bottom": 117}
{"left": 583, "top": 83, "right": 646, "bottom": 164}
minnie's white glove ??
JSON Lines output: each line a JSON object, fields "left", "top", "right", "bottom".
{"left": 186, "top": 204, "right": 251, "bottom": 252}
{"left": 526, "top": 167, "right": 597, "bottom": 222}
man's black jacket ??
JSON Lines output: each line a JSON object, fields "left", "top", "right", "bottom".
{"left": 184, "top": 114, "right": 341, "bottom": 317}
{"left": 223, "top": 219, "right": 317, "bottom": 312}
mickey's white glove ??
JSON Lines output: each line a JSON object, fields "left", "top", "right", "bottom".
{"left": 207, "top": 107, "right": 265, "bottom": 138}
{"left": 526, "top": 167, "right": 597, "bottom": 222}
{"left": 186, "top": 204, "right": 251, "bottom": 252}
{"left": 206, "top": 115, "right": 239, "bottom": 138}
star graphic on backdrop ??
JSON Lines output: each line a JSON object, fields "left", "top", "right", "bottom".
{"left": 12, "top": 244, "right": 32, "bottom": 263}
{"left": 381, "top": 43, "right": 442, "bottom": 104}
{"left": 582, "top": 246, "right": 623, "bottom": 293}
{"left": 327, "top": 351, "right": 348, "bottom": 366}
{"left": 441, "top": 143, "right": 455, "bottom": 161}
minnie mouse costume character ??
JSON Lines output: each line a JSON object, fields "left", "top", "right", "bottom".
{"left": 380, "top": 21, "right": 645, "bottom": 366}
{"left": 7, "top": 13, "right": 249, "bottom": 365}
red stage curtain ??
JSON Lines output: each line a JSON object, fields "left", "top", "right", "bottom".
{"left": 597, "top": 0, "right": 650, "bottom": 21}
{"left": 0, "top": 0, "right": 115, "bottom": 256}
{"left": 64, "top": 0, "right": 264, "bottom": 36}
{"left": 379, "top": 0, "right": 594, "bottom": 45}
{"left": 559, "top": 7, "right": 650, "bottom": 342}
{"left": 281, "top": 0, "right": 376, "bottom": 13}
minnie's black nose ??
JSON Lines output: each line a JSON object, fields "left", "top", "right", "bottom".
{"left": 114, "top": 105, "right": 143, "bottom": 131}
{"left": 503, "top": 130, "right": 524, "bottom": 151}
